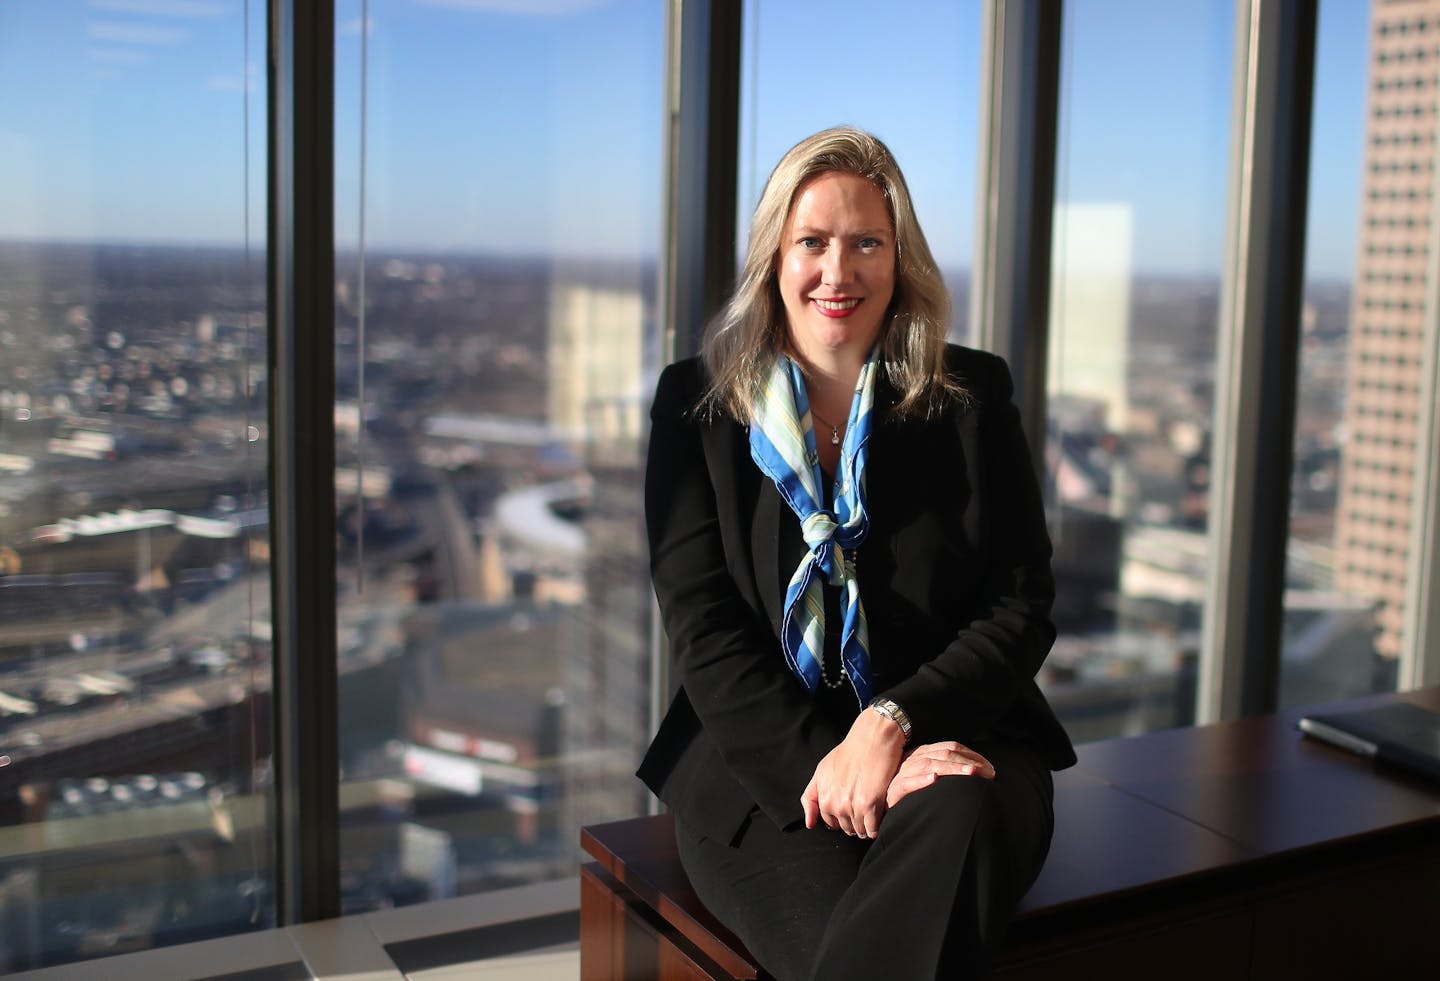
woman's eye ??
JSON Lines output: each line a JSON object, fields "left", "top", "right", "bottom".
{"left": 858, "top": 237, "right": 881, "bottom": 250}
{"left": 800, "top": 236, "right": 822, "bottom": 249}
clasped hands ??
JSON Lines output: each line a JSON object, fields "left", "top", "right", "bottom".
{"left": 800, "top": 708, "right": 995, "bottom": 838}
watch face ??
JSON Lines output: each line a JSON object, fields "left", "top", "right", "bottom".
{"left": 871, "top": 700, "right": 911, "bottom": 740}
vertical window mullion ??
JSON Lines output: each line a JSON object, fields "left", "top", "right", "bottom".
{"left": 971, "top": 0, "right": 1063, "bottom": 463}
{"left": 267, "top": 0, "right": 339, "bottom": 924}
{"left": 1401, "top": 122, "right": 1440, "bottom": 689}
{"left": 663, "top": 0, "right": 742, "bottom": 363}
{"left": 1198, "top": 0, "right": 1317, "bottom": 723}
{"left": 654, "top": 0, "right": 742, "bottom": 724}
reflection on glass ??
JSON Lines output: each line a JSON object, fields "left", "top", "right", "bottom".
{"left": 1284, "top": 0, "right": 1426, "bottom": 704}
{"left": 0, "top": 3, "right": 271, "bottom": 970}
{"left": 1042, "top": 1, "right": 1234, "bottom": 741}
{"left": 332, "top": 1, "right": 661, "bottom": 908}
{"left": 738, "top": 0, "right": 981, "bottom": 341}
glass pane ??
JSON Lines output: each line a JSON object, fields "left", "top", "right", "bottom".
{"left": 0, "top": 2, "right": 271, "bottom": 970}
{"left": 1284, "top": 0, "right": 1429, "bottom": 705}
{"left": 333, "top": 1, "right": 662, "bottom": 909}
{"left": 1043, "top": 1, "right": 1235, "bottom": 741}
{"left": 738, "top": 0, "right": 982, "bottom": 342}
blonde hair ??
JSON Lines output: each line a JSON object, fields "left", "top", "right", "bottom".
{"left": 700, "top": 126, "right": 961, "bottom": 420}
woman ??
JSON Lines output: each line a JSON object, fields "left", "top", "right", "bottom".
{"left": 638, "top": 127, "right": 1075, "bottom": 980}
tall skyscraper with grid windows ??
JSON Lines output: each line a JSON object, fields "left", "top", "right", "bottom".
{"left": 1335, "top": 0, "right": 1440, "bottom": 658}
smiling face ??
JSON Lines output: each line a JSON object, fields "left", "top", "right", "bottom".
{"left": 776, "top": 171, "right": 896, "bottom": 368}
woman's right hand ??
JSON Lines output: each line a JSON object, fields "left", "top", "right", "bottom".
{"left": 885, "top": 741, "right": 995, "bottom": 809}
{"left": 801, "top": 707, "right": 906, "bottom": 838}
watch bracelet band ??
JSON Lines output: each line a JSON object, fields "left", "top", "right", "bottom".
{"left": 868, "top": 696, "right": 913, "bottom": 744}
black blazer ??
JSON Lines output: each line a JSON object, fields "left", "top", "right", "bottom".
{"left": 638, "top": 345, "right": 1076, "bottom": 844}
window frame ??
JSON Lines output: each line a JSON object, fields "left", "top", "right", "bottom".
{"left": 1195, "top": 0, "right": 1317, "bottom": 722}
{"left": 267, "top": 0, "right": 340, "bottom": 924}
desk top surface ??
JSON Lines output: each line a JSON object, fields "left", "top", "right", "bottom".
{"left": 1023, "top": 686, "right": 1440, "bottom": 912}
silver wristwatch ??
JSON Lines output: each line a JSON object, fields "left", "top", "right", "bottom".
{"left": 868, "top": 697, "right": 913, "bottom": 744}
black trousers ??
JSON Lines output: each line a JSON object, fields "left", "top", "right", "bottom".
{"left": 674, "top": 741, "right": 1054, "bottom": 981}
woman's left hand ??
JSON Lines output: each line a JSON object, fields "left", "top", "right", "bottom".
{"left": 885, "top": 741, "right": 995, "bottom": 809}
{"left": 800, "top": 708, "right": 906, "bottom": 838}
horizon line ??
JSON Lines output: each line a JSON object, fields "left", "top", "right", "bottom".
{"left": 0, "top": 237, "right": 1362, "bottom": 286}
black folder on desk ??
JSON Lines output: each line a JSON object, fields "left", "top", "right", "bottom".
{"left": 1299, "top": 702, "right": 1440, "bottom": 783}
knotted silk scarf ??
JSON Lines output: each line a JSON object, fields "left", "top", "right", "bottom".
{"left": 748, "top": 354, "right": 875, "bottom": 706}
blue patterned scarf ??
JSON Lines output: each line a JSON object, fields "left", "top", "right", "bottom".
{"left": 748, "top": 354, "right": 876, "bottom": 706}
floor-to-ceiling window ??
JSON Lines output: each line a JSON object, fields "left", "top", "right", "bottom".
{"left": 1043, "top": 0, "right": 1236, "bottom": 741}
{"left": 331, "top": 0, "right": 664, "bottom": 910}
{"left": 0, "top": 2, "right": 271, "bottom": 969}
{"left": 1282, "top": 0, "right": 1433, "bottom": 706}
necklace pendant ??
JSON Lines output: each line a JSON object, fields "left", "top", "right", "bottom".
{"left": 830, "top": 426, "right": 841, "bottom": 446}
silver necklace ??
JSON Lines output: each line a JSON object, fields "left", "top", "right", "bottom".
{"left": 818, "top": 547, "right": 857, "bottom": 689}
{"left": 810, "top": 406, "right": 843, "bottom": 446}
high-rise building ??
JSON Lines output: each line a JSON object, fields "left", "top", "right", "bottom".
{"left": 1330, "top": 1, "right": 1434, "bottom": 656}
{"left": 1334, "top": 0, "right": 1439, "bottom": 657}
{"left": 1047, "top": 202, "right": 1135, "bottom": 434}
{"left": 545, "top": 270, "right": 654, "bottom": 848}
{"left": 547, "top": 279, "right": 646, "bottom": 442}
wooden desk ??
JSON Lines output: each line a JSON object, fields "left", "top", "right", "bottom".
{"left": 581, "top": 816, "right": 764, "bottom": 981}
{"left": 582, "top": 689, "right": 1440, "bottom": 981}
{"left": 999, "top": 687, "right": 1440, "bottom": 979}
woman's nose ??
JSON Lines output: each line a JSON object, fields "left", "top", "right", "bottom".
{"left": 821, "top": 248, "right": 850, "bottom": 286}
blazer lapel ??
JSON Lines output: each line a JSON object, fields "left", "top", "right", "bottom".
{"left": 751, "top": 477, "right": 786, "bottom": 637}
{"left": 863, "top": 366, "right": 904, "bottom": 520}
{"left": 706, "top": 414, "right": 787, "bottom": 638}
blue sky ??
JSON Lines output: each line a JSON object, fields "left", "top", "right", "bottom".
{"left": 736, "top": 0, "right": 983, "bottom": 269}
{"left": 0, "top": 0, "right": 1371, "bottom": 278}
{"left": 0, "top": 0, "right": 265, "bottom": 250}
